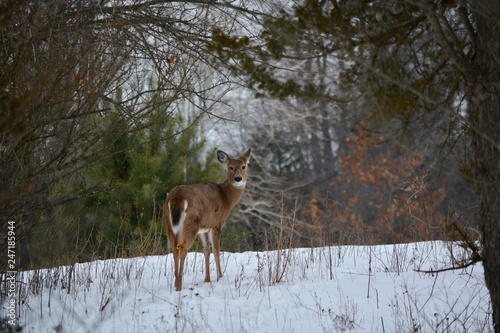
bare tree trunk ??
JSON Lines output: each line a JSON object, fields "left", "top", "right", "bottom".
{"left": 469, "top": 3, "right": 500, "bottom": 330}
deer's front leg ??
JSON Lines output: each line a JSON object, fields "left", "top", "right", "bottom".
{"left": 199, "top": 232, "right": 211, "bottom": 283}
{"left": 210, "top": 227, "right": 223, "bottom": 280}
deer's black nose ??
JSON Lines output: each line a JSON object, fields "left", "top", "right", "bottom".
{"left": 234, "top": 175, "right": 242, "bottom": 182}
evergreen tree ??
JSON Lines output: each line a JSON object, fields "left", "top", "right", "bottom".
{"left": 79, "top": 107, "right": 222, "bottom": 259}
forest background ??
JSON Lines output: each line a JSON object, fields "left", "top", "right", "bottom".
{"left": 1, "top": 0, "right": 499, "bottom": 327}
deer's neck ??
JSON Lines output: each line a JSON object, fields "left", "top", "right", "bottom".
{"left": 219, "top": 179, "right": 245, "bottom": 209}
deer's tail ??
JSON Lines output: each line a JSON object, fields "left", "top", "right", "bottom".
{"left": 167, "top": 197, "right": 188, "bottom": 235}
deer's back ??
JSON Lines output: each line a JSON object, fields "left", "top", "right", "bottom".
{"left": 168, "top": 183, "right": 231, "bottom": 228}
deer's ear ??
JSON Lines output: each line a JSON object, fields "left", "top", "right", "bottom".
{"left": 217, "top": 150, "right": 229, "bottom": 164}
{"left": 241, "top": 148, "right": 251, "bottom": 162}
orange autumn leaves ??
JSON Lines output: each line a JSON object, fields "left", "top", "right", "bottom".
{"left": 303, "top": 128, "right": 446, "bottom": 245}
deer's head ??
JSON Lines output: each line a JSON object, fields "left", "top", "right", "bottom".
{"left": 217, "top": 149, "right": 251, "bottom": 188}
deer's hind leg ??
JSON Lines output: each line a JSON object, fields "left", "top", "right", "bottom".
{"left": 174, "top": 226, "right": 198, "bottom": 290}
{"left": 175, "top": 242, "right": 186, "bottom": 291}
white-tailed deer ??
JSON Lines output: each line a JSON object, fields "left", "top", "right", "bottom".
{"left": 165, "top": 148, "right": 251, "bottom": 291}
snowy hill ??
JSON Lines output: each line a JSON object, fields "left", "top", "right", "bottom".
{"left": 5, "top": 241, "right": 493, "bottom": 332}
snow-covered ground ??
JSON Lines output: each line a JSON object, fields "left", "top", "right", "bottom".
{"left": 3, "top": 241, "right": 493, "bottom": 332}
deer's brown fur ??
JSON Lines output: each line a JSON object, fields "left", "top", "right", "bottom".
{"left": 165, "top": 149, "right": 251, "bottom": 291}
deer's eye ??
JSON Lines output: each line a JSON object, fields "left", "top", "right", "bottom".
{"left": 229, "top": 166, "right": 234, "bottom": 170}
{"left": 242, "top": 165, "right": 246, "bottom": 169}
